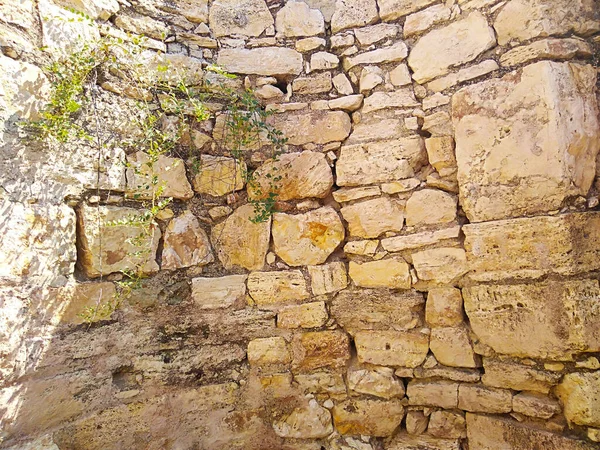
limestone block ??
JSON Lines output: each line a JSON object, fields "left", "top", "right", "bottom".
{"left": 191, "top": 275, "right": 247, "bottom": 309}
{"left": 381, "top": 226, "right": 460, "bottom": 253}
{"left": 333, "top": 73, "right": 354, "bottom": 95}
{"left": 295, "top": 36, "right": 326, "bottom": 52}
{"left": 349, "top": 258, "right": 411, "bottom": 289}
{"left": 114, "top": 14, "right": 169, "bottom": 40}
{"left": 428, "top": 59, "right": 499, "bottom": 92}
{"left": 362, "top": 89, "right": 419, "bottom": 113}
{"left": 354, "top": 23, "right": 399, "bottom": 46}
{"left": 425, "top": 137, "right": 456, "bottom": 172}
{"left": 275, "top": 1, "right": 324, "bottom": 37}
{"left": 463, "top": 280, "right": 600, "bottom": 359}
{"left": 268, "top": 110, "right": 351, "bottom": 145}
{"left": 346, "top": 117, "right": 405, "bottom": 144}
{"left": 512, "top": 392, "right": 561, "bottom": 419}
{"left": 466, "top": 413, "right": 598, "bottom": 450}
{"left": 310, "top": 51, "right": 339, "bottom": 71}
{"left": 452, "top": 61, "right": 599, "bottom": 222}
{"left": 405, "top": 411, "right": 429, "bottom": 436}
{"left": 162, "top": 211, "right": 213, "bottom": 270}
{"left": 413, "top": 366, "right": 480, "bottom": 383}
{"left": 430, "top": 327, "right": 478, "bottom": 368}
{"left": 556, "top": 372, "right": 600, "bottom": 427}
{"left": 407, "top": 380, "right": 459, "bottom": 409}
{"left": 387, "top": 433, "right": 460, "bottom": 450}
{"left": 330, "top": 33, "right": 355, "bottom": 48}
{"left": 412, "top": 248, "right": 468, "bottom": 284}
{"left": 428, "top": 411, "right": 466, "bottom": 439}
{"left": 211, "top": 204, "right": 270, "bottom": 271}
{"left": 77, "top": 205, "right": 160, "bottom": 278}
{"left": 332, "top": 399, "right": 404, "bottom": 436}
{"left": 408, "top": 12, "right": 496, "bottom": 83}
{"left": 331, "top": 289, "right": 424, "bottom": 333}
{"left": 494, "top": 0, "right": 600, "bottom": 45}
{"left": 458, "top": 384, "right": 512, "bottom": 414}
{"left": 337, "top": 138, "right": 426, "bottom": 186}
{"left": 404, "top": 4, "right": 452, "bottom": 37}
{"left": 308, "top": 262, "right": 348, "bottom": 296}
{"left": 191, "top": 155, "right": 245, "bottom": 197}
{"left": 217, "top": 48, "right": 303, "bottom": 76}
{"left": 273, "top": 400, "right": 333, "bottom": 438}
{"left": 389, "top": 63, "right": 412, "bottom": 87}
{"left": 405, "top": 189, "right": 457, "bottom": 226}
{"left": 291, "top": 330, "right": 351, "bottom": 372}
{"left": 153, "top": 0, "right": 208, "bottom": 22}
{"left": 249, "top": 152, "right": 333, "bottom": 201}
{"left": 292, "top": 72, "right": 332, "bottom": 95}
{"left": 272, "top": 207, "right": 344, "bottom": 266}
{"left": 359, "top": 66, "right": 385, "bottom": 92}
{"left": 327, "top": 94, "right": 364, "bottom": 112}
{"left": 277, "top": 301, "right": 328, "bottom": 328}
{"left": 464, "top": 213, "right": 600, "bottom": 282}
{"left": 344, "top": 239, "right": 379, "bottom": 256}
{"left": 333, "top": 186, "right": 380, "bottom": 203}
{"left": 500, "top": 38, "right": 593, "bottom": 67}
{"left": 341, "top": 197, "right": 405, "bottom": 239}
{"left": 425, "top": 287, "right": 464, "bottom": 327}
{"left": 481, "top": 359, "right": 561, "bottom": 394}
{"left": 247, "top": 270, "right": 310, "bottom": 307}
{"left": 57, "top": 282, "right": 116, "bottom": 325}
{"left": 209, "top": 0, "right": 273, "bottom": 37}
{"left": 347, "top": 364, "right": 405, "bottom": 399}
{"left": 247, "top": 337, "right": 291, "bottom": 367}
{"left": 343, "top": 42, "right": 408, "bottom": 70}
{"left": 295, "top": 372, "right": 346, "bottom": 395}
{"left": 330, "top": 0, "right": 379, "bottom": 33}
{"left": 56, "top": 0, "right": 121, "bottom": 20}
{"left": 355, "top": 330, "right": 429, "bottom": 367}
{"left": 377, "top": 0, "right": 438, "bottom": 21}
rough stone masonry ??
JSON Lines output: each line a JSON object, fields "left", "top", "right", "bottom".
{"left": 1, "top": 0, "right": 600, "bottom": 449}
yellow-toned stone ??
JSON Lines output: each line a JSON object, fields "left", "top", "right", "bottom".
{"left": 387, "top": 433, "right": 460, "bottom": 450}
{"left": 275, "top": 1, "right": 325, "bottom": 37}
{"left": 308, "top": 262, "right": 348, "bottom": 296}
{"left": 377, "top": 0, "right": 437, "bottom": 22}
{"left": 332, "top": 399, "right": 404, "bottom": 437}
{"left": 292, "top": 330, "right": 351, "bottom": 372}
{"left": 347, "top": 364, "right": 405, "bottom": 399}
{"left": 407, "top": 379, "right": 459, "bottom": 409}
{"left": 247, "top": 337, "right": 291, "bottom": 367}
{"left": 268, "top": 110, "right": 351, "bottom": 145}
{"left": 412, "top": 248, "right": 467, "bottom": 284}
{"left": 428, "top": 411, "right": 466, "bottom": 439}
{"left": 405, "top": 189, "right": 456, "bottom": 226}
{"left": 272, "top": 207, "right": 345, "bottom": 266}
{"left": 500, "top": 38, "right": 593, "bottom": 67}
{"left": 217, "top": 47, "right": 303, "bottom": 76}
{"left": 191, "top": 275, "right": 247, "bottom": 309}
{"left": 330, "top": 0, "right": 379, "bottom": 33}
{"left": 209, "top": 0, "right": 273, "bottom": 37}
{"left": 273, "top": 400, "right": 333, "bottom": 438}
{"left": 57, "top": 282, "right": 116, "bottom": 325}
{"left": 277, "top": 302, "right": 328, "bottom": 328}
{"left": 355, "top": 330, "right": 429, "bottom": 367}
{"left": 341, "top": 197, "right": 404, "bottom": 239}
{"left": 481, "top": 359, "right": 561, "bottom": 394}
{"left": 126, "top": 152, "right": 193, "bottom": 200}
{"left": 426, "top": 287, "right": 464, "bottom": 327}
{"left": 344, "top": 240, "right": 379, "bottom": 256}
{"left": 162, "top": 211, "right": 213, "bottom": 270}
{"left": 512, "top": 392, "right": 561, "bottom": 419}
{"left": 192, "top": 155, "right": 245, "bottom": 197}
{"left": 458, "top": 384, "right": 512, "bottom": 414}
{"left": 295, "top": 372, "right": 347, "bottom": 395}
{"left": 343, "top": 42, "right": 408, "bottom": 70}
{"left": 556, "top": 372, "right": 600, "bottom": 427}
{"left": 349, "top": 258, "right": 411, "bottom": 289}
{"left": 247, "top": 270, "right": 310, "bottom": 307}
{"left": 430, "top": 327, "right": 478, "bottom": 368}
{"left": 425, "top": 136, "right": 456, "bottom": 172}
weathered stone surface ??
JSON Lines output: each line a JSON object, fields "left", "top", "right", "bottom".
{"left": 414, "top": 366, "right": 480, "bottom": 383}
{"left": 362, "top": 89, "right": 419, "bottom": 113}
{"left": 360, "top": 65, "right": 384, "bottom": 92}
{"left": 425, "top": 287, "right": 464, "bottom": 327}
{"left": 430, "top": 327, "right": 478, "bottom": 368}
{"left": 55, "top": 0, "right": 120, "bottom": 20}
{"left": 333, "top": 73, "right": 354, "bottom": 95}
{"left": 512, "top": 392, "right": 561, "bottom": 419}
{"left": 249, "top": 152, "right": 333, "bottom": 201}
{"left": 405, "top": 189, "right": 457, "bottom": 226}
{"left": 412, "top": 248, "right": 468, "bottom": 284}
{"left": 292, "top": 330, "right": 351, "bottom": 372}
{"left": 308, "top": 262, "right": 348, "bottom": 296}
{"left": 162, "top": 211, "right": 213, "bottom": 270}
{"left": 333, "top": 186, "right": 380, "bottom": 203}
{"left": 425, "top": 137, "right": 456, "bottom": 172}
{"left": 326, "top": 94, "right": 364, "bottom": 112}
{"left": 344, "top": 239, "right": 379, "bottom": 256}
{"left": 154, "top": 0, "right": 208, "bottom": 22}
{"left": 387, "top": 433, "right": 460, "bottom": 450}
{"left": 268, "top": 110, "right": 351, "bottom": 145}
{"left": 332, "top": 399, "right": 404, "bottom": 436}
{"left": 347, "top": 364, "right": 405, "bottom": 399}
{"left": 275, "top": 1, "right": 324, "bottom": 37}
{"left": 247, "top": 270, "right": 310, "bottom": 307}
{"left": 337, "top": 138, "right": 426, "bottom": 186}
{"left": 349, "top": 258, "right": 411, "bottom": 289}
{"left": 209, "top": 0, "right": 273, "bottom": 37}
{"left": 330, "top": 0, "right": 379, "bottom": 33}
{"left": 407, "top": 380, "right": 459, "bottom": 409}
{"left": 292, "top": 72, "right": 332, "bottom": 95}
{"left": 381, "top": 226, "right": 460, "bottom": 253}
{"left": 191, "top": 275, "right": 247, "bottom": 309}
{"left": 428, "top": 411, "right": 466, "bottom": 439}
{"left": 404, "top": 4, "right": 452, "bottom": 37}
{"left": 310, "top": 51, "right": 339, "bottom": 71}
{"left": 481, "top": 359, "right": 561, "bottom": 394}
{"left": 466, "top": 413, "right": 598, "bottom": 450}
{"left": 77, "top": 205, "right": 161, "bottom": 278}
{"left": 272, "top": 207, "right": 344, "bottom": 266}
{"left": 354, "top": 23, "right": 399, "bottom": 46}
{"left": 341, "top": 197, "right": 404, "bottom": 239}
{"left": 452, "top": 62, "right": 599, "bottom": 222}
{"left": 295, "top": 372, "right": 346, "bottom": 395}
{"left": 273, "top": 400, "right": 333, "bottom": 438}
{"left": 355, "top": 331, "right": 429, "bottom": 367}
{"left": 408, "top": 12, "right": 496, "bottom": 83}
{"left": 343, "top": 42, "right": 408, "bottom": 70}
{"left": 114, "top": 13, "right": 169, "bottom": 40}
{"left": 377, "top": 0, "right": 438, "bottom": 21}
{"left": 500, "top": 38, "right": 593, "bottom": 67}
{"left": 57, "top": 282, "right": 116, "bottom": 325}
{"left": 192, "top": 155, "right": 245, "bottom": 197}
{"left": 217, "top": 48, "right": 303, "bottom": 76}
{"left": 463, "top": 280, "right": 600, "bottom": 359}
{"left": 331, "top": 289, "right": 424, "bottom": 333}
{"left": 248, "top": 337, "right": 291, "bottom": 367}
{"left": 277, "top": 301, "right": 328, "bottom": 328}
{"left": 556, "top": 372, "right": 600, "bottom": 427}
{"left": 458, "top": 384, "right": 512, "bottom": 413}
{"left": 295, "top": 36, "right": 326, "bottom": 52}
{"left": 405, "top": 411, "right": 429, "bottom": 436}
{"left": 428, "top": 59, "right": 499, "bottom": 92}
{"left": 211, "top": 204, "right": 270, "bottom": 271}
{"left": 494, "top": 0, "right": 600, "bottom": 45}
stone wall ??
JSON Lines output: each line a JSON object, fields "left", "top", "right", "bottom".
{"left": 1, "top": 0, "right": 600, "bottom": 449}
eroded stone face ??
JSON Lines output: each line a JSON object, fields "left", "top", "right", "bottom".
{"left": 217, "top": 47, "right": 303, "bottom": 76}
{"left": 556, "top": 372, "right": 600, "bottom": 427}
{"left": 273, "top": 401, "right": 333, "bottom": 438}
{"left": 209, "top": 0, "right": 273, "bottom": 37}
{"left": 377, "top": 0, "right": 438, "bottom": 21}
{"left": 481, "top": 359, "right": 561, "bottom": 394}
{"left": 275, "top": 1, "right": 324, "bottom": 37}
{"left": 247, "top": 270, "right": 310, "bottom": 307}
{"left": 330, "top": 0, "right": 379, "bottom": 33}
{"left": 452, "top": 61, "right": 600, "bottom": 222}
{"left": 349, "top": 258, "right": 411, "bottom": 289}
{"left": 191, "top": 155, "right": 245, "bottom": 197}
{"left": 341, "top": 197, "right": 404, "bottom": 239}
{"left": 332, "top": 399, "right": 404, "bottom": 436}
{"left": 191, "top": 275, "right": 247, "bottom": 309}
{"left": 162, "top": 211, "right": 213, "bottom": 270}
{"left": 355, "top": 330, "right": 429, "bottom": 367}
{"left": 347, "top": 364, "right": 405, "bottom": 399}
{"left": 292, "top": 330, "right": 351, "bottom": 372}
{"left": 268, "top": 110, "right": 351, "bottom": 145}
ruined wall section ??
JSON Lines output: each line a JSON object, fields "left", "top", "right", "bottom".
{"left": 1, "top": 0, "right": 600, "bottom": 449}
